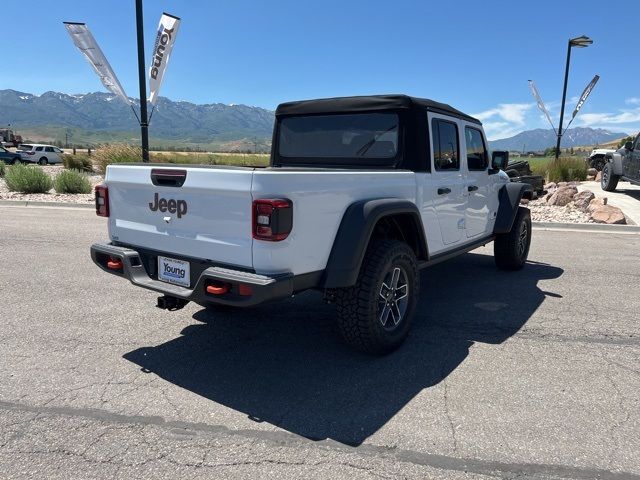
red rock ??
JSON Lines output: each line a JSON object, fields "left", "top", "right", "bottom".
{"left": 590, "top": 205, "right": 626, "bottom": 224}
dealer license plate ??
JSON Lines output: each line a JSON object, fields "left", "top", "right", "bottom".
{"left": 157, "top": 256, "right": 190, "bottom": 287}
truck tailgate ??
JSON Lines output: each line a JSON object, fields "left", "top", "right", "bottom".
{"left": 105, "top": 165, "right": 255, "bottom": 268}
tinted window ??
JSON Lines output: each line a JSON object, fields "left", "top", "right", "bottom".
{"left": 19, "top": 145, "right": 33, "bottom": 151}
{"left": 36, "top": 146, "right": 43, "bottom": 151}
{"left": 45, "top": 146, "right": 54, "bottom": 152}
{"left": 465, "top": 127, "right": 488, "bottom": 170}
{"left": 432, "top": 119, "right": 459, "bottom": 171}
{"left": 279, "top": 113, "right": 399, "bottom": 159}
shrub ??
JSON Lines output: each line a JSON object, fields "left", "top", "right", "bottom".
{"left": 53, "top": 169, "right": 92, "bottom": 194}
{"left": 5, "top": 164, "right": 53, "bottom": 193}
{"left": 63, "top": 154, "right": 93, "bottom": 172}
{"left": 93, "top": 144, "right": 142, "bottom": 174}
{"left": 530, "top": 157, "right": 587, "bottom": 183}
{"left": 0, "top": 161, "right": 5, "bottom": 178}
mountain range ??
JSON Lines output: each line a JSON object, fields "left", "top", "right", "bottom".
{"left": 488, "top": 127, "right": 628, "bottom": 152}
{"left": 0, "top": 89, "right": 629, "bottom": 152}
{"left": 0, "top": 89, "right": 275, "bottom": 150}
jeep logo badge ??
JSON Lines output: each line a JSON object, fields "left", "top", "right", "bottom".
{"left": 149, "top": 193, "right": 187, "bottom": 218}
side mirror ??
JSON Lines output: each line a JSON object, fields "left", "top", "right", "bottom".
{"left": 624, "top": 141, "right": 633, "bottom": 150}
{"left": 491, "top": 150, "right": 509, "bottom": 172}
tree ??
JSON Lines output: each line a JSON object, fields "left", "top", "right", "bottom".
{"left": 617, "top": 136, "right": 634, "bottom": 148}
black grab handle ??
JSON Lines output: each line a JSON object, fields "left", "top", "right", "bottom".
{"left": 150, "top": 169, "right": 187, "bottom": 187}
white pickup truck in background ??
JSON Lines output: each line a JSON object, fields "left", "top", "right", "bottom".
{"left": 91, "top": 95, "right": 532, "bottom": 354}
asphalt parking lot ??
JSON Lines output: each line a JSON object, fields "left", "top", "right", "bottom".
{"left": 0, "top": 206, "right": 639, "bottom": 479}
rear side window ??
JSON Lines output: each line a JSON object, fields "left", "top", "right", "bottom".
{"left": 36, "top": 146, "right": 43, "bottom": 152}
{"left": 45, "top": 146, "right": 54, "bottom": 152}
{"left": 278, "top": 113, "right": 399, "bottom": 161}
{"left": 432, "top": 119, "right": 459, "bottom": 171}
{"left": 465, "top": 127, "right": 488, "bottom": 170}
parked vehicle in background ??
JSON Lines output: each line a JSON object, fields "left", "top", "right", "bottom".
{"left": 602, "top": 134, "right": 640, "bottom": 191}
{"left": 504, "top": 159, "right": 545, "bottom": 197}
{"left": 90, "top": 94, "right": 533, "bottom": 354}
{"left": 0, "top": 145, "right": 21, "bottom": 165}
{"left": 0, "top": 128, "right": 23, "bottom": 148}
{"left": 17, "top": 144, "right": 66, "bottom": 165}
{"left": 587, "top": 147, "right": 615, "bottom": 171}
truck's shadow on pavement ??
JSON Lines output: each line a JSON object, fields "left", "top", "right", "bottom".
{"left": 124, "top": 252, "right": 563, "bottom": 446}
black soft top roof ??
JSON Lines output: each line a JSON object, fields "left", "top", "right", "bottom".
{"left": 275, "top": 94, "right": 481, "bottom": 125}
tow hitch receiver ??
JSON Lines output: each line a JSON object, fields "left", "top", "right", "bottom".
{"left": 156, "top": 295, "right": 189, "bottom": 311}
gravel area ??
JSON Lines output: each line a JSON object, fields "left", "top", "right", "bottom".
{"left": 0, "top": 165, "right": 102, "bottom": 204}
{"left": 523, "top": 197, "right": 593, "bottom": 223}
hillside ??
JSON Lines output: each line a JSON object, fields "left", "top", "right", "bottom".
{"left": 0, "top": 89, "right": 275, "bottom": 150}
{"left": 489, "top": 127, "right": 629, "bottom": 152}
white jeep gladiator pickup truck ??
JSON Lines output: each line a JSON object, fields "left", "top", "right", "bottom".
{"left": 91, "top": 95, "right": 532, "bottom": 354}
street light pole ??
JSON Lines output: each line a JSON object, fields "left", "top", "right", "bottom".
{"left": 135, "top": 0, "right": 150, "bottom": 162}
{"left": 554, "top": 35, "right": 592, "bottom": 161}
{"left": 555, "top": 41, "right": 572, "bottom": 161}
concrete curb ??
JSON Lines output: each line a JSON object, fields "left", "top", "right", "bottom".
{"left": 0, "top": 200, "right": 93, "bottom": 209}
{"left": 533, "top": 221, "right": 640, "bottom": 233}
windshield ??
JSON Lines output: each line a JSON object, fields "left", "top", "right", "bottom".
{"left": 278, "top": 113, "right": 399, "bottom": 159}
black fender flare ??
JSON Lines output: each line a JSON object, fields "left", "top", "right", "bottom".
{"left": 494, "top": 183, "right": 532, "bottom": 234}
{"left": 321, "top": 199, "right": 428, "bottom": 289}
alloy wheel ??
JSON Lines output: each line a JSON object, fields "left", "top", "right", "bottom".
{"left": 378, "top": 266, "right": 409, "bottom": 330}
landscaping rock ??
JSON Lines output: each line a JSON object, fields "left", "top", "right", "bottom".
{"left": 590, "top": 205, "right": 626, "bottom": 224}
{"left": 587, "top": 168, "right": 597, "bottom": 176}
{"left": 557, "top": 182, "right": 568, "bottom": 187}
{"left": 520, "top": 198, "right": 530, "bottom": 205}
{"left": 573, "top": 190, "right": 595, "bottom": 212}
{"left": 588, "top": 197, "right": 608, "bottom": 213}
{"left": 586, "top": 175, "right": 595, "bottom": 181}
{"left": 547, "top": 186, "right": 578, "bottom": 206}
{"left": 595, "top": 171, "right": 602, "bottom": 182}
{"left": 544, "top": 182, "right": 557, "bottom": 191}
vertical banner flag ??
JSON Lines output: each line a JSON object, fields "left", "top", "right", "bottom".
{"left": 149, "top": 13, "right": 181, "bottom": 106}
{"left": 572, "top": 75, "right": 600, "bottom": 119}
{"left": 528, "top": 80, "right": 555, "bottom": 132}
{"left": 63, "top": 22, "right": 130, "bottom": 105}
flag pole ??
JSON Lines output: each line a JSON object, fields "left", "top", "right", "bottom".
{"left": 135, "top": 0, "right": 150, "bottom": 162}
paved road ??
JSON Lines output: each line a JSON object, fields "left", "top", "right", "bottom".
{"left": 579, "top": 180, "right": 640, "bottom": 225}
{"left": 1, "top": 206, "right": 639, "bottom": 479}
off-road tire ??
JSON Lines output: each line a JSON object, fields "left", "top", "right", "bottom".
{"left": 334, "top": 239, "right": 419, "bottom": 354}
{"left": 601, "top": 162, "right": 619, "bottom": 192}
{"left": 494, "top": 207, "right": 531, "bottom": 271}
{"left": 590, "top": 156, "right": 606, "bottom": 172}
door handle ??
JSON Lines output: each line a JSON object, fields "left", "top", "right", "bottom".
{"left": 437, "top": 187, "right": 451, "bottom": 195}
{"left": 467, "top": 185, "right": 478, "bottom": 192}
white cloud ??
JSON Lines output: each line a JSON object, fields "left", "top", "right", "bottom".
{"left": 579, "top": 109, "right": 640, "bottom": 126}
{"left": 625, "top": 97, "right": 640, "bottom": 105}
{"left": 473, "top": 103, "right": 534, "bottom": 140}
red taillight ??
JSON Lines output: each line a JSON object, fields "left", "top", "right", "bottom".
{"left": 95, "top": 184, "right": 109, "bottom": 217}
{"left": 26, "top": 151, "right": 35, "bottom": 155}
{"left": 252, "top": 199, "right": 293, "bottom": 241}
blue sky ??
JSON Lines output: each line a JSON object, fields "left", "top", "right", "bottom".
{"left": 2, "top": 0, "right": 639, "bottom": 139}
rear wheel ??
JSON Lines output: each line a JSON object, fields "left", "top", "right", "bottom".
{"left": 601, "top": 162, "right": 619, "bottom": 192}
{"left": 590, "top": 156, "right": 606, "bottom": 171}
{"left": 334, "top": 239, "right": 419, "bottom": 354}
{"left": 494, "top": 207, "right": 531, "bottom": 271}
{"left": 38, "top": 157, "right": 48, "bottom": 165}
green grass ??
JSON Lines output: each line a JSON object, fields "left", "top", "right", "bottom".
{"left": 526, "top": 156, "right": 587, "bottom": 182}
{"left": 5, "top": 164, "right": 53, "bottom": 193}
{"left": 54, "top": 169, "right": 92, "bottom": 194}
{"left": 0, "top": 161, "right": 5, "bottom": 178}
